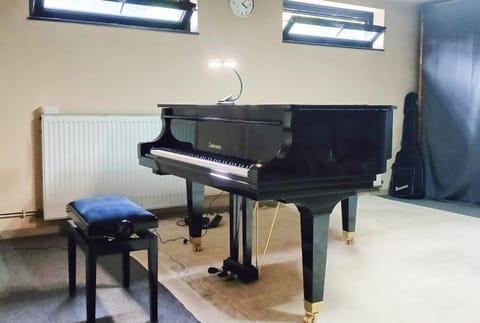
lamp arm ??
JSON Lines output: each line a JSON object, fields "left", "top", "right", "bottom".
{"left": 230, "top": 68, "right": 243, "bottom": 102}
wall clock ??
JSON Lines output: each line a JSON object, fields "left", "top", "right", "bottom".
{"left": 229, "top": 0, "right": 255, "bottom": 18}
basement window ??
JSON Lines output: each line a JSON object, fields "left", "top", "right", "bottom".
{"left": 28, "top": 0, "right": 198, "bottom": 33}
{"left": 283, "top": 0, "right": 385, "bottom": 50}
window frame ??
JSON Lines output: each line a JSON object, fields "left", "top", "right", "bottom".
{"left": 28, "top": 0, "right": 197, "bottom": 34}
{"left": 282, "top": 0, "right": 385, "bottom": 50}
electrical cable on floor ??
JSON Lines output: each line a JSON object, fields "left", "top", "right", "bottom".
{"left": 152, "top": 225, "right": 209, "bottom": 245}
{"left": 153, "top": 228, "right": 190, "bottom": 245}
{"left": 207, "top": 191, "right": 225, "bottom": 215}
{"left": 175, "top": 190, "right": 225, "bottom": 230}
{"left": 154, "top": 190, "right": 226, "bottom": 246}
{"left": 176, "top": 218, "right": 188, "bottom": 227}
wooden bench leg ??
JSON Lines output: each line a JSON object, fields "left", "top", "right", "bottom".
{"left": 148, "top": 236, "right": 158, "bottom": 322}
{"left": 86, "top": 246, "right": 97, "bottom": 323}
{"left": 123, "top": 251, "right": 130, "bottom": 288}
{"left": 68, "top": 234, "right": 77, "bottom": 297}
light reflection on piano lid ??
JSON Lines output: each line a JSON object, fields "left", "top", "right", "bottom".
{"left": 210, "top": 172, "right": 250, "bottom": 186}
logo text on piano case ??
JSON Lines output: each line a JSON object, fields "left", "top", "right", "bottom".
{"left": 208, "top": 142, "right": 222, "bottom": 150}
{"left": 394, "top": 184, "right": 409, "bottom": 192}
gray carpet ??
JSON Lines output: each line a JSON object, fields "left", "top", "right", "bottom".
{"left": 381, "top": 195, "right": 480, "bottom": 218}
{"left": 0, "top": 234, "right": 198, "bottom": 323}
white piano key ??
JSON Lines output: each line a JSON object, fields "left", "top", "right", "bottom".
{"left": 150, "top": 148, "right": 251, "bottom": 178}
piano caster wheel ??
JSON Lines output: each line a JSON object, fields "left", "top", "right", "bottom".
{"left": 303, "top": 301, "right": 322, "bottom": 323}
{"left": 303, "top": 313, "right": 317, "bottom": 323}
{"left": 190, "top": 237, "right": 202, "bottom": 252}
{"left": 343, "top": 231, "right": 355, "bottom": 246}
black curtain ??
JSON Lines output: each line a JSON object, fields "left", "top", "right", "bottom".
{"left": 422, "top": 0, "right": 480, "bottom": 204}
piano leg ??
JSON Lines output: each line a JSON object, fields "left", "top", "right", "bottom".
{"left": 241, "top": 197, "right": 254, "bottom": 267}
{"left": 299, "top": 209, "right": 329, "bottom": 323}
{"left": 294, "top": 194, "right": 351, "bottom": 323}
{"left": 186, "top": 180, "right": 205, "bottom": 251}
{"left": 229, "top": 194, "right": 241, "bottom": 262}
{"left": 341, "top": 195, "right": 358, "bottom": 245}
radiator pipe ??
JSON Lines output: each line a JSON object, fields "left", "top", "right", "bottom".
{"left": 0, "top": 210, "right": 39, "bottom": 219}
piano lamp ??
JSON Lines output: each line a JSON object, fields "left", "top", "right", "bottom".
{"left": 208, "top": 59, "right": 243, "bottom": 104}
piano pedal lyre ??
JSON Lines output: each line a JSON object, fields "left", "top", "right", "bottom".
{"left": 303, "top": 301, "right": 323, "bottom": 323}
{"left": 342, "top": 231, "right": 355, "bottom": 246}
{"left": 189, "top": 237, "right": 202, "bottom": 251}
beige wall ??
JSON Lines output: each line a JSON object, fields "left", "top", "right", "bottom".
{"left": 0, "top": 0, "right": 419, "bottom": 237}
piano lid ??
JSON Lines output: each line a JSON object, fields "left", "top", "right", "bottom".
{"left": 157, "top": 104, "right": 395, "bottom": 111}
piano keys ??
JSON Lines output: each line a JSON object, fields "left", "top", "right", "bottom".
{"left": 138, "top": 104, "right": 394, "bottom": 322}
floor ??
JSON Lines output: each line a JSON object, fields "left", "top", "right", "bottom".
{"left": 133, "top": 194, "right": 480, "bottom": 323}
{"left": 0, "top": 235, "right": 198, "bottom": 323}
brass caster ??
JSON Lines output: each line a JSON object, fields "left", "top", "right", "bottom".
{"left": 343, "top": 231, "right": 355, "bottom": 246}
{"left": 190, "top": 237, "right": 202, "bottom": 252}
{"left": 303, "top": 300, "right": 322, "bottom": 323}
{"left": 303, "top": 313, "right": 317, "bottom": 323}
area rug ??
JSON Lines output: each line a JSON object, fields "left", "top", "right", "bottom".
{"left": 134, "top": 195, "right": 480, "bottom": 323}
{"left": 0, "top": 234, "right": 198, "bottom": 323}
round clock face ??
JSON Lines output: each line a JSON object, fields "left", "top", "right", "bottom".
{"left": 229, "top": 0, "right": 255, "bottom": 17}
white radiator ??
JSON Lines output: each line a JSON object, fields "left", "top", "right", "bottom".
{"left": 41, "top": 114, "right": 186, "bottom": 220}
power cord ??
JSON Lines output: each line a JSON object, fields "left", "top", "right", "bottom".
{"left": 207, "top": 191, "right": 225, "bottom": 215}
{"left": 176, "top": 190, "right": 225, "bottom": 230}
{"left": 153, "top": 228, "right": 190, "bottom": 245}
{"left": 176, "top": 218, "right": 188, "bottom": 227}
{"left": 155, "top": 191, "right": 226, "bottom": 246}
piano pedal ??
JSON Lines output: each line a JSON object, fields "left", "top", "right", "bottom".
{"left": 208, "top": 267, "right": 220, "bottom": 274}
{"left": 207, "top": 214, "right": 222, "bottom": 228}
{"left": 183, "top": 216, "right": 211, "bottom": 228}
{"left": 208, "top": 266, "right": 229, "bottom": 278}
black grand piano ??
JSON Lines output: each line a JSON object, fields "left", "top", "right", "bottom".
{"left": 139, "top": 104, "right": 394, "bottom": 322}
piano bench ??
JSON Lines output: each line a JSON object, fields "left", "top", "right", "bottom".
{"left": 66, "top": 196, "right": 159, "bottom": 323}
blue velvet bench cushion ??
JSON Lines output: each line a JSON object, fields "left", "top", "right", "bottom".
{"left": 68, "top": 196, "right": 158, "bottom": 238}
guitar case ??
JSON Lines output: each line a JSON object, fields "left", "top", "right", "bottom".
{"left": 389, "top": 92, "right": 425, "bottom": 199}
